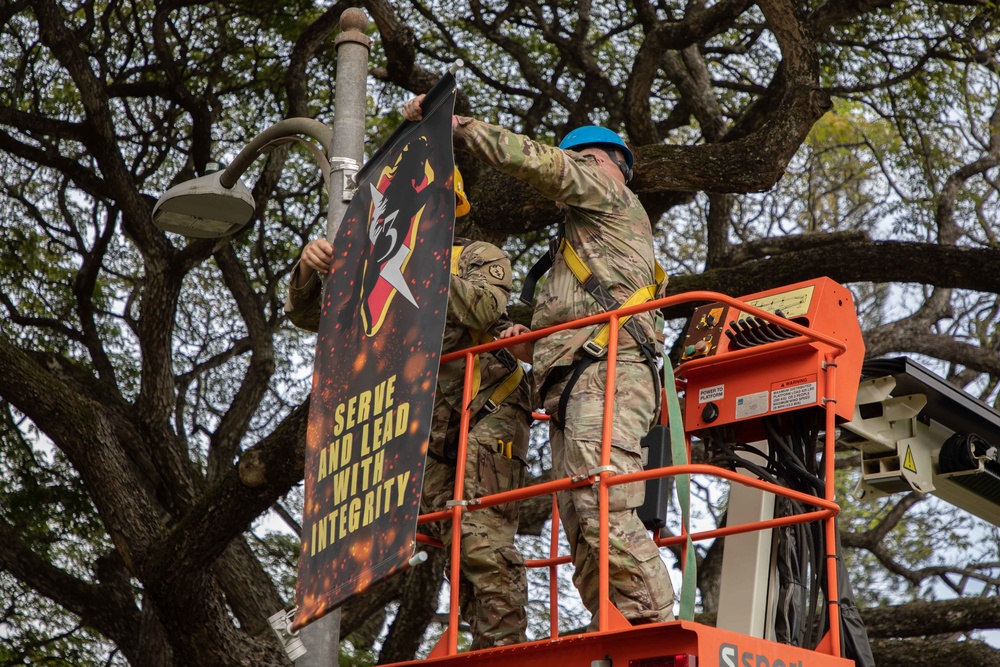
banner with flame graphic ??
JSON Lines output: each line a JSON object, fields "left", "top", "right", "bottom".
{"left": 293, "top": 75, "right": 457, "bottom": 630}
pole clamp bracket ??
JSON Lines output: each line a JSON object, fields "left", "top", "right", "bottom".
{"left": 329, "top": 156, "right": 360, "bottom": 201}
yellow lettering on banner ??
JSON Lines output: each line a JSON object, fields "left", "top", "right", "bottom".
{"left": 363, "top": 456, "right": 376, "bottom": 491}
{"left": 335, "top": 433, "right": 352, "bottom": 472}
{"left": 362, "top": 404, "right": 410, "bottom": 454}
{"left": 331, "top": 450, "right": 386, "bottom": 503}
{"left": 330, "top": 375, "right": 398, "bottom": 445}
{"left": 396, "top": 402, "right": 409, "bottom": 437}
{"left": 382, "top": 475, "right": 395, "bottom": 513}
{"left": 372, "top": 413, "right": 384, "bottom": 451}
{"left": 338, "top": 502, "right": 349, "bottom": 541}
{"left": 393, "top": 471, "right": 409, "bottom": 507}
{"left": 308, "top": 472, "right": 412, "bottom": 556}
{"left": 334, "top": 402, "right": 346, "bottom": 437}
{"left": 316, "top": 515, "right": 327, "bottom": 553}
{"left": 374, "top": 381, "right": 385, "bottom": 416}
{"left": 385, "top": 375, "right": 396, "bottom": 410}
{"left": 357, "top": 389, "right": 372, "bottom": 424}
{"left": 363, "top": 489, "right": 376, "bottom": 526}
{"left": 373, "top": 450, "right": 384, "bottom": 485}
{"left": 305, "top": 381, "right": 416, "bottom": 558}
{"left": 378, "top": 411, "right": 394, "bottom": 448}
{"left": 347, "top": 394, "right": 358, "bottom": 430}
{"left": 349, "top": 498, "right": 361, "bottom": 532}
{"left": 360, "top": 421, "right": 370, "bottom": 456}
{"left": 319, "top": 433, "right": 353, "bottom": 482}
{"left": 333, "top": 467, "right": 351, "bottom": 505}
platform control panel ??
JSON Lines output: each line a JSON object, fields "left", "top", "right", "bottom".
{"left": 679, "top": 285, "right": 816, "bottom": 363}
{"left": 676, "top": 277, "right": 865, "bottom": 437}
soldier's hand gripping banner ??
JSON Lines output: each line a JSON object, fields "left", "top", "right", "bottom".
{"left": 293, "top": 75, "right": 457, "bottom": 630}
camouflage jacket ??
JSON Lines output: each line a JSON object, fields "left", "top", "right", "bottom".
{"left": 438, "top": 239, "right": 530, "bottom": 415}
{"left": 284, "top": 263, "right": 323, "bottom": 333}
{"left": 453, "top": 118, "right": 663, "bottom": 391}
{"left": 283, "top": 238, "right": 530, "bottom": 415}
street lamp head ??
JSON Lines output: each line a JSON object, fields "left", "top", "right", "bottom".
{"left": 152, "top": 170, "right": 256, "bottom": 238}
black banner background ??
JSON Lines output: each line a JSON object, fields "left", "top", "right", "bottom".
{"left": 294, "top": 77, "right": 456, "bottom": 629}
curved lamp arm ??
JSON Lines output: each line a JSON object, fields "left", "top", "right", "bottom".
{"left": 152, "top": 118, "right": 335, "bottom": 238}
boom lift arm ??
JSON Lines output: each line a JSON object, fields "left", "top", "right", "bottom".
{"left": 839, "top": 357, "right": 1000, "bottom": 526}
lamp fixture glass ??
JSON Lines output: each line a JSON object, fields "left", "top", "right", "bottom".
{"left": 152, "top": 171, "right": 255, "bottom": 238}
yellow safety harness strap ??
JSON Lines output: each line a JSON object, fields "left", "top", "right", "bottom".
{"left": 559, "top": 239, "right": 660, "bottom": 358}
{"left": 559, "top": 236, "right": 593, "bottom": 283}
{"left": 450, "top": 244, "right": 465, "bottom": 276}
{"left": 482, "top": 362, "right": 525, "bottom": 414}
{"left": 520, "top": 236, "right": 666, "bottom": 306}
{"left": 587, "top": 284, "right": 658, "bottom": 354}
{"left": 538, "top": 239, "right": 663, "bottom": 427}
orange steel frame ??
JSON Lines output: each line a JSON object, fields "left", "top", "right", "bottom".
{"left": 400, "top": 286, "right": 853, "bottom": 666}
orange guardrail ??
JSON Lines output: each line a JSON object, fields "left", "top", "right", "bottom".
{"left": 421, "top": 289, "right": 847, "bottom": 659}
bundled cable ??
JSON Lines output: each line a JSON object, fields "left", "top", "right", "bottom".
{"left": 704, "top": 411, "right": 874, "bottom": 667}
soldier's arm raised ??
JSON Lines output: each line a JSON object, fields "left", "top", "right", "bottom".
{"left": 401, "top": 95, "right": 614, "bottom": 209}
{"left": 452, "top": 117, "right": 614, "bottom": 210}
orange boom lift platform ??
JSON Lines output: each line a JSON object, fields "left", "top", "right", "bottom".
{"left": 385, "top": 276, "right": 866, "bottom": 667}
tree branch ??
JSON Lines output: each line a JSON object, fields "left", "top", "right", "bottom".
{"left": 0, "top": 521, "right": 143, "bottom": 662}
{"left": 864, "top": 596, "right": 1000, "bottom": 638}
{"left": 663, "top": 239, "right": 1000, "bottom": 319}
{"left": 144, "top": 400, "right": 309, "bottom": 583}
{"left": 207, "top": 246, "right": 276, "bottom": 482}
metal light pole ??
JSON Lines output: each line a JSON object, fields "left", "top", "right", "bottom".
{"left": 326, "top": 8, "right": 370, "bottom": 241}
{"left": 152, "top": 8, "right": 371, "bottom": 667}
{"left": 295, "top": 9, "right": 370, "bottom": 667}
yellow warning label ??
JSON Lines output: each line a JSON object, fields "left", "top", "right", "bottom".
{"left": 903, "top": 445, "right": 917, "bottom": 474}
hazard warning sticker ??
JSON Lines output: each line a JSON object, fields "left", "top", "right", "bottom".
{"left": 770, "top": 374, "right": 817, "bottom": 412}
{"left": 903, "top": 445, "right": 917, "bottom": 473}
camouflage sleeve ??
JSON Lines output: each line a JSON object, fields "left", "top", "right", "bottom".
{"left": 487, "top": 310, "right": 515, "bottom": 339}
{"left": 447, "top": 241, "right": 512, "bottom": 332}
{"left": 453, "top": 117, "right": 619, "bottom": 211}
{"left": 283, "top": 261, "right": 322, "bottom": 332}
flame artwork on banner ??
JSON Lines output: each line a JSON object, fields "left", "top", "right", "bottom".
{"left": 293, "top": 75, "right": 457, "bottom": 630}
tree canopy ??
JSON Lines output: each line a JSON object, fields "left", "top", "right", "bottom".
{"left": 1, "top": 1, "right": 999, "bottom": 666}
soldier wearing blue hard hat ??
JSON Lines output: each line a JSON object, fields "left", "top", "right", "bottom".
{"left": 559, "top": 125, "right": 635, "bottom": 183}
{"left": 404, "top": 93, "right": 675, "bottom": 631}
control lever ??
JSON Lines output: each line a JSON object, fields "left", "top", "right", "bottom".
{"left": 751, "top": 316, "right": 783, "bottom": 343}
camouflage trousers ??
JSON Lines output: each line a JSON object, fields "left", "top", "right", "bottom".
{"left": 421, "top": 397, "right": 530, "bottom": 649}
{"left": 543, "top": 359, "right": 675, "bottom": 627}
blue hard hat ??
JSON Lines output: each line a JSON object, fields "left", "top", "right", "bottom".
{"left": 559, "top": 125, "right": 634, "bottom": 170}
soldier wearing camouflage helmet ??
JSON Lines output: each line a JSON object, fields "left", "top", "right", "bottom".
{"left": 402, "top": 96, "right": 674, "bottom": 629}
{"left": 285, "top": 167, "right": 531, "bottom": 649}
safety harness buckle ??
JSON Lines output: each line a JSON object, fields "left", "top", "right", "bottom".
{"left": 582, "top": 340, "right": 607, "bottom": 358}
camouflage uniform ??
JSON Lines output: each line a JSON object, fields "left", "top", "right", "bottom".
{"left": 285, "top": 239, "right": 531, "bottom": 649}
{"left": 454, "top": 118, "right": 675, "bottom": 626}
